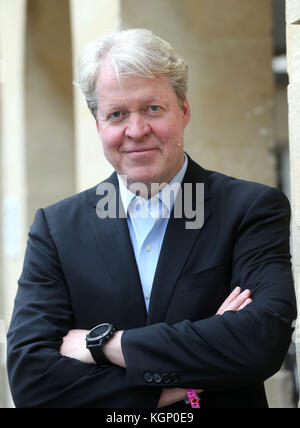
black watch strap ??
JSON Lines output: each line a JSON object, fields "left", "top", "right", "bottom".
{"left": 89, "top": 346, "right": 113, "bottom": 366}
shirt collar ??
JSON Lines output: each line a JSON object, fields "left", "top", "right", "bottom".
{"left": 118, "top": 153, "right": 188, "bottom": 217}
{"left": 118, "top": 175, "right": 136, "bottom": 215}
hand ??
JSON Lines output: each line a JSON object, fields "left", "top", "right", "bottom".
{"left": 60, "top": 329, "right": 95, "bottom": 364}
{"left": 216, "top": 286, "right": 252, "bottom": 315}
{"left": 158, "top": 387, "right": 203, "bottom": 408}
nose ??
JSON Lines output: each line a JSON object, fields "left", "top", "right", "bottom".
{"left": 125, "top": 113, "right": 151, "bottom": 140}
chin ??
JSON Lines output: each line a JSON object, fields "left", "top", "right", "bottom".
{"left": 124, "top": 168, "right": 159, "bottom": 185}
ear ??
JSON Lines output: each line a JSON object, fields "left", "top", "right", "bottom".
{"left": 182, "top": 98, "right": 191, "bottom": 128}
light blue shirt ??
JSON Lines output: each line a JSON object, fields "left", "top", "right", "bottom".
{"left": 118, "top": 155, "right": 188, "bottom": 312}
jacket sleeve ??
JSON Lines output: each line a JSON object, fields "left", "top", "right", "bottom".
{"left": 121, "top": 187, "right": 297, "bottom": 391}
{"left": 6, "top": 208, "right": 161, "bottom": 408}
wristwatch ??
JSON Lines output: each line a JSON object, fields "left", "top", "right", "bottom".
{"left": 86, "top": 323, "right": 117, "bottom": 365}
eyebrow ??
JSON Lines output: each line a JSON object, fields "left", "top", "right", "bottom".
{"left": 104, "top": 97, "right": 163, "bottom": 111}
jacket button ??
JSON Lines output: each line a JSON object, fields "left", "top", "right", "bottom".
{"left": 162, "top": 373, "right": 171, "bottom": 384}
{"left": 144, "top": 372, "right": 153, "bottom": 383}
{"left": 170, "top": 373, "right": 180, "bottom": 383}
{"left": 153, "top": 373, "right": 162, "bottom": 383}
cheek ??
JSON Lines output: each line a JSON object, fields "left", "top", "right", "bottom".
{"left": 155, "top": 121, "right": 183, "bottom": 146}
{"left": 100, "top": 127, "right": 124, "bottom": 153}
{"left": 154, "top": 109, "right": 185, "bottom": 143}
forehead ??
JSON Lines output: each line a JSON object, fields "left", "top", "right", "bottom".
{"left": 96, "top": 62, "right": 177, "bottom": 108}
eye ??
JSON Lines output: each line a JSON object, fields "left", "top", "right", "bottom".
{"left": 107, "top": 110, "right": 128, "bottom": 123}
{"left": 148, "top": 105, "right": 161, "bottom": 113}
{"left": 108, "top": 111, "right": 124, "bottom": 121}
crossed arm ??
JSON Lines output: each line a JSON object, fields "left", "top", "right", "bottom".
{"left": 60, "top": 286, "right": 252, "bottom": 407}
{"left": 7, "top": 187, "right": 296, "bottom": 408}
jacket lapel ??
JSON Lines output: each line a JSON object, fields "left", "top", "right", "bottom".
{"left": 147, "top": 159, "right": 212, "bottom": 325}
{"left": 88, "top": 173, "right": 148, "bottom": 328}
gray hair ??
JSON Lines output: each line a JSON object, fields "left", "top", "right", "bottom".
{"left": 75, "top": 28, "right": 188, "bottom": 119}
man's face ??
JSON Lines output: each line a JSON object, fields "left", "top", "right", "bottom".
{"left": 96, "top": 62, "right": 190, "bottom": 190}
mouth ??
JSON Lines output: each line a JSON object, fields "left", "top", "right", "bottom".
{"left": 124, "top": 148, "right": 158, "bottom": 158}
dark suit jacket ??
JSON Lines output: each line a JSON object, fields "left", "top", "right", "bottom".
{"left": 7, "top": 157, "right": 297, "bottom": 408}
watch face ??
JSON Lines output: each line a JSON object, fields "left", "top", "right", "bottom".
{"left": 89, "top": 323, "right": 111, "bottom": 340}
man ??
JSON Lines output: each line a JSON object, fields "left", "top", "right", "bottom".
{"left": 7, "top": 29, "right": 297, "bottom": 408}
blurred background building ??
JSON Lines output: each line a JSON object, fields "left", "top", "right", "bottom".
{"left": 0, "top": 0, "right": 299, "bottom": 408}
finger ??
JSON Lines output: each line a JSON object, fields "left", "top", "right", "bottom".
{"left": 225, "top": 289, "right": 251, "bottom": 312}
{"left": 216, "top": 286, "right": 241, "bottom": 315}
{"left": 217, "top": 289, "right": 251, "bottom": 315}
{"left": 237, "top": 298, "right": 252, "bottom": 311}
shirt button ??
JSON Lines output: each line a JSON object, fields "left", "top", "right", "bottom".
{"left": 145, "top": 245, "right": 152, "bottom": 252}
{"left": 145, "top": 294, "right": 150, "bottom": 300}
{"left": 135, "top": 199, "right": 143, "bottom": 211}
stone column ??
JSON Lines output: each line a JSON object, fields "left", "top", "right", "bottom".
{"left": 0, "top": 0, "right": 27, "bottom": 334}
{"left": 286, "top": 0, "right": 300, "bottom": 405}
{"left": 25, "top": 0, "right": 76, "bottom": 224}
{"left": 0, "top": 9, "right": 5, "bottom": 408}
{"left": 70, "top": 0, "right": 119, "bottom": 191}
{"left": 0, "top": 0, "right": 27, "bottom": 408}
